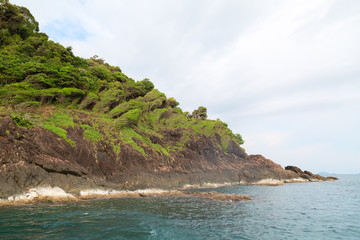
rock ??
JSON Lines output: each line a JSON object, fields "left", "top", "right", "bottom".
{"left": 285, "top": 166, "right": 338, "bottom": 182}
{"left": 326, "top": 176, "right": 339, "bottom": 181}
{"left": 0, "top": 115, "right": 318, "bottom": 199}
{"left": 285, "top": 166, "right": 304, "bottom": 175}
{"left": 0, "top": 188, "right": 251, "bottom": 206}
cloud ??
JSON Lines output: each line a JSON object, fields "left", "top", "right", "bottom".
{"left": 244, "top": 131, "right": 290, "bottom": 149}
{"left": 11, "top": 0, "right": 360, "bottom": 173}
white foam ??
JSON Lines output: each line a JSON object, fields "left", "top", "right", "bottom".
{"left": 283, "top": 178, "right": 309, "bottom": 183}
{"left": 79, "top": 188, "right": 172, "bottom": 197}
{"left": 133, "top": 188, "right": 170, "bottom": 194}
{"left": 6, "top": 186, "right": 74, "bottom": 202}
{"left": 202, "top": 182, "right": 235, "bottom": 188}
{"left": 253, "top": 178, "right": 284, "bottom": 185}
{"left": 181, "top": 182, "right": 237, "bottom": 189}
{"left": 79, "top": 189, "right": 124, "bottom": 196}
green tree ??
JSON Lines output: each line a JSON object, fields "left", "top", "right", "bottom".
{"left": 166, "top": 97, "right": 179, "bottom": 108}
{"left": 234, "top": 133, "right": 244, "bottom": 145}
{"left": 0, "top": 1, "right": 39, "bottom": 39}
{"left": 191, "top": 106, "right": 207, "bottom": 120}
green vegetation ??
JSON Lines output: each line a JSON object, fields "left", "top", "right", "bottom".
{"left": 0, "top": 1, "right": 245, "bottom": 157}
{"left": 42, "top": 121, "right": 75, "bottom": 145}
{"left": 11, "top": 114, "right": 32, "bottom": 128}
{"left": 81, "top": 124, "right": 102, "bottom": 142}
{"left": 190, "top": 106, "right": 208, "bottom": 120}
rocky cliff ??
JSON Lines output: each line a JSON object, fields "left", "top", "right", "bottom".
{"left": 0, "top": 112, "right": 303, "bottom": 198}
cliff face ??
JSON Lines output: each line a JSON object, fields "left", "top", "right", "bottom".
{"left": 0, "top": 114, "right": 298, "bottom": 198}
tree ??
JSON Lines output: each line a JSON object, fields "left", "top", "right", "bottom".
{"left": 234, "top": 133, "right": 244, "bottom": 145}
{"left": 0, "top": 1, "right": 39, "bottom": 39}
{"left": 166, "top": 97, "right": 179, "bottom": 108}
{"left": 191, "top": 106, "right": 207, "bottom": 120}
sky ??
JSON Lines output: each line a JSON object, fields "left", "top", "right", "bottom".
{"left": 11, "top": 0, "right": 360, "bottom": 174}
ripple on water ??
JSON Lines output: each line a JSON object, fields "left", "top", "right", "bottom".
{"left": 0, "top": 175, "right": 359, "bottom": 240}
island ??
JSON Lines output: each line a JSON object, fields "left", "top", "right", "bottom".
{"left": 0, "top": 1, "right": 337, "bottom": 205}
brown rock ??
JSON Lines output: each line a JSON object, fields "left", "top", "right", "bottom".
{"left": 285, "top": 166, "right": 338, "bottom": 182}
{"left": 0, "top": 114, "right": 314, "bottom": 199}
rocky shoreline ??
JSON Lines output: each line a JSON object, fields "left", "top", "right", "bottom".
{"left": 0, "top": 115, "right": 338, "bottom": 206}
{"left": 0, "top": 115, "right": 296, "bottom": 198}
{"left": 0, "top": 170, "right": 338, "bottom": 206}
{"left": 0, "top": 186, "right": 251, "bottom": 206}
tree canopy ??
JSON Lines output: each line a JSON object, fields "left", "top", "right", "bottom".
{"left": 0, "top": 1, "right": 39, "bottom": 39}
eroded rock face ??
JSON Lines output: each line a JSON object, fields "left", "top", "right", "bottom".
{"left": 0, "top": 116, "right": 302, "bottom": 198}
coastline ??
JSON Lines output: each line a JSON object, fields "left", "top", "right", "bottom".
{"left": 0, "top": 186, "right": 251, "bottom": 206}
{"left": 0, "top": 177, "right": 337, "bottom": 207}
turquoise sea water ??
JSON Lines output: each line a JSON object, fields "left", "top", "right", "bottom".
{"left": 0, "top": 175, "right": 359, "bottom": 240}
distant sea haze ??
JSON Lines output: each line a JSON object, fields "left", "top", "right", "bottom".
{"left": 1, "top": 175, "right": 359, "bottom": 239}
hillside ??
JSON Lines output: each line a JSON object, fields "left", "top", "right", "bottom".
{"left": 0, "top": 2, "right": 318, "bottom": 199}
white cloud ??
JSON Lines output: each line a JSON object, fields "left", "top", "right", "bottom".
{"left": 244, "top": 131, "right": 290, "bottom": 149}
{"left": 11, "top": 0, "right": 360, "bottom": 173}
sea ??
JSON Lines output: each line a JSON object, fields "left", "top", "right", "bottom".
{"left": 0, "top": 174, "right": 359, "bottom": 240}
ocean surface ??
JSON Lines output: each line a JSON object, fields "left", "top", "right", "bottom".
{"left": 0, "top": 174, "right": 359, "bottom": 240}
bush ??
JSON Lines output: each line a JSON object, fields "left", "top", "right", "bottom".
{"left": 191, "top": 106, "right": 207, "bottom": 120}
{"left": 109, "top": 100, "right": 144, "bottom": 118}
{"left": 137, "top": 78, "right": 154, "bottom": 94}
{"left": 116, "top": 109, "right": 142, "bottom": 129}
{"left": 11, "top": 115, "right": 32, "bottom": 128}
{"left": 90, "top": 65, "right": 112, "bottom": 81}
{"left": 93, "top": 87, "right": 124, "bottom": 113}
{"left": 81, "top": 124, "right": 102, "bottom": 142}
{"left": 143, "top": 89, "right": 166, "bottom": 102}
{"left": 234, "top": 133, "right": 244, "bottom": 145}
{"left": 166, "top": 97, "right": 179, "bottom": 108}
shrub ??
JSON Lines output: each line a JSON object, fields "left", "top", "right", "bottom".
{"left": 109, "top": 100, "right": 144, "bottom": 118}
{"left": 116, "top": 109, "right": 142, "bottom": 129}
{"left": 14, "top": 101, "right": 41, "bottom": 109}
{"left": 93, "top": 88, "right": 124, "bottom": 113}
{"left": 234, "top": 133, "right": 244, "bottom": 145}
{"left": 11, "top": 115, "right": 32, "bottom": 128}
{"left": 81, "top": 124, "right": 102, "bottom": 142}
{"left": 90, "top": 65, "right": 112, "bottom": 81}
{"left": 78, "top": 92, "right": 99, "bottom": 110}
{"left": 113, "top": 71, "right": 129, "bottom": 83}
{"left": 166, "top": 97, "right": 179, "bottom": 108}
{"left": 191, "top": 106, "right": 207, "bottom": 120}
{"left": 41, "top": 122, "right": 75, "bottom": 145}
{"left": 137, "top": 78, "right": 154, "bottom": 94}
{"left": 143, "top": 89, "right": 166, "bottom": 102}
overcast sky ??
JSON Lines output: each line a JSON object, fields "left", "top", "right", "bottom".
{"left": 12, "top": 0, "right": 360, "bottom": 173}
